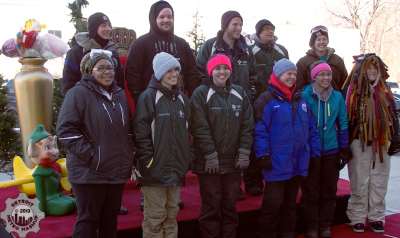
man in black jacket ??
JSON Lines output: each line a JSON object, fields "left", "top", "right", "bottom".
{"left": 125, "top": 1, "right": 201, "bottom": 101}
{"left": 61, "top": 12, "right": 123, "bottom": 95}
{"left": 250, "top": 19, "right": 289, "bottom": 98}
{"left": 196, "top": 10, "right": 256, "bottom": 101}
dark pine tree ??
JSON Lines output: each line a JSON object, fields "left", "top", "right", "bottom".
{"left": 0, "top": 74, "right": 21, "bottom": 163}
{"left": 67, "top": 0, "right": 89, "bottom": 47}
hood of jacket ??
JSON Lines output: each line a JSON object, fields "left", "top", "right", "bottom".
{"left": 147, "top": 75, "right": 180, "bottom": 98}
{"left": 79, "top": 75, "right": 122, "bottom": 100}
{"left": 148, "top": 1, "right": 175, "bottom": 39}
{"left": 75, "top": 32, "right": 116, "bottom": 51}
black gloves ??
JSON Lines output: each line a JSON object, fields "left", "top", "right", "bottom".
{"left": 256, "top": 156, "right": 272, "bottom": 170}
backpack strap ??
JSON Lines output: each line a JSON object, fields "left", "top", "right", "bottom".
{"left": 254, "top": 91, "right": 274, "bottom": 122}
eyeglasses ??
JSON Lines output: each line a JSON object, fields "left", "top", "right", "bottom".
{"left": 311, "top": 25, "right": 328, "bottom": 34}
{"left": 93, "top": 66, "right": 114, "bottom": 73}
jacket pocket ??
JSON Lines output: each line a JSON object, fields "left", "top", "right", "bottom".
{"left": 90, "top": 146, "right": 102, "bottom": 171}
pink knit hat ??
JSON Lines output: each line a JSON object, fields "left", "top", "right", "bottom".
{"left": 311, "top": 62, "right": 332, "bottom": 80}
{"left": 207, "top": 54, "right": 232, "bottom": 76}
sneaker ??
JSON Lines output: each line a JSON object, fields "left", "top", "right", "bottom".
{"left": 369, "top": 221, "right": 384, "bottom": 233}
{"left": 319, "top": 227, "right": 331, "bottom": 238}
{"left": 304, "top": 230, "right": 318, "bottom": 238}
{"left": 352, "top": 223, "right": 365, "bottom": 233}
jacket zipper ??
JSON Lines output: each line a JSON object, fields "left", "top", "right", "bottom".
{"left": 118, "top": 103, "right": 125, "bottom": 126}
{"left": 102, "top": 103, "right": 113, "bottom": 124}
{"left": 96, "top": 146, "right": 101, "bottom": 171}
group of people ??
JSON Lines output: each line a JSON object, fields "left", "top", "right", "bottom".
{"left": 56, "top": 1, "right": 400, "bottom": 238}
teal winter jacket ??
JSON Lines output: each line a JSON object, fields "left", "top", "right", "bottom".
{"left": 302, "top": 84, "right": 349, "bottom": 155}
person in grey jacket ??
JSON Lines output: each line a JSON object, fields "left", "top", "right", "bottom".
{"left": 57, "top": 49, "right": 134, "bottom": 238}
{"left": 135, "top": 52, "right": 191, "bottom": 238}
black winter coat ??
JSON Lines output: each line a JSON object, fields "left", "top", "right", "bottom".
{"left": 57, "top": 77, "right": 134, "bottom": 184}
{"left": 190, "top": 82, "right": 254, "bottom": 174}
{"left": 134, "top": 77, "right": 192, "bottom": 186}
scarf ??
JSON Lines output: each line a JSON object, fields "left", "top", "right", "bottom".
{"left": 269, "top": 73, "right": 295, "bottom": 101}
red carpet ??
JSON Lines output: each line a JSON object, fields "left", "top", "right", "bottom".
{"left": 1, "top": 173, "right": 396, "bottom": 238}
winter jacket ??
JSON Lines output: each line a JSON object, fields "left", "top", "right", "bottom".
{"left": 134, "top": 77, "right": 192, "bottom": 186}
{"left": 302, "top": 85, "right": 349, "bottom": 155}
{"left": 196, "top": 34, "right": 257, "bottom": 101}
{"left": 57, "top": 77, "right": 134, "bottom": 184}
{"left": 125, "top": 2, "right": 201, "bottom": 101}
{"left": 250, "top": 37, "right": 289, "bottom": 98}
{"left": 190, "top": 81, "right": 254, "bottom": 174}
{"left": 296, "top": 48, "right": 348, "bottom": 91}
{"left": 61, "top": 32, "right": 123, "bottom": 95}
{"left": 254, "top": 85, "right": 321, "bottom": 182}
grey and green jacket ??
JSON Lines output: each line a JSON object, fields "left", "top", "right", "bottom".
{"left": 250, "top": 37, "right": 289, "bottom": 98}
{"left": 134, "top": 77, "right": 192, "bottom": 186}
{"left": 196, "top": 33, "right": 257, "bottom": 101}
{"left": 190, "top": 81, "right": 254, "bottom": 174}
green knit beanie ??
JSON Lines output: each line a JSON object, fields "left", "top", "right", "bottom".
{"left": 29, "top": 124, "right": 49, "bottom": 144}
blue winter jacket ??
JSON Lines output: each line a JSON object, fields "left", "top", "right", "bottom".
{"left": 302, "top": 85, "right": 349, "bottom": 155}
{"left": 254, "top": 86, "right": 321, "bottom": 182}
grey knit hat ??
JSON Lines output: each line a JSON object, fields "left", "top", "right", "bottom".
{"left": 152, "top": 52, "right": 181, "bottom": 81}
{"left": 273, "top": 58, "right": 297, "bottom": 77}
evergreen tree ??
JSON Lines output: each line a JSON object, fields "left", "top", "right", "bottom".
{"left": 67, "top": 0, "right": 89, "bottom": 46}
{"left": 0, "top": 74, "right": 21, "bottom": 162}
{"left": 52, "top": 78, "right": 66, "bottom": 158}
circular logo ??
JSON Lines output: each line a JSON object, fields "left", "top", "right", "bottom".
{"left": 0, "top": 193, "right": 44, "bottom": 238}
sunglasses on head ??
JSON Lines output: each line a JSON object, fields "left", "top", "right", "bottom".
{"left": 90, "top": 49, "right": 112, "bottom": 59}
{"left": 311, "top": 25, "right": 328, "bottom": 34}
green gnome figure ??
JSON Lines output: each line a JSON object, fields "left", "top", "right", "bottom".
{"left": 27, "top": 124, "right": 75, "bottom": 216}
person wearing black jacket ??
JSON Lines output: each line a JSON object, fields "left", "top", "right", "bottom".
{"left": 61, "top": 12, "right": 123, "bottom": 95}
{"left": 196, "top": 10, "right": 256, "bottom": 101}
{"left": 125, "top": 1, "right": 201, "bottom": 101}
{"left": 191, "top": 54, "right": 254, "bottom": 238}
{"left": 135, "top": 52, "right": 192, "bottom": 238}
{"left": 57, "top": 49, "right": 134, "bottom": 238}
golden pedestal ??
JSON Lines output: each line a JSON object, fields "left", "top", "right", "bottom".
{"left": 14, "top": 57, "right": 53, "bottom": 167}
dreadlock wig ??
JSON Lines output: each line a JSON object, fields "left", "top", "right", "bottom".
{"left": 345, "top": 54, "right": 398, "bottom": 163}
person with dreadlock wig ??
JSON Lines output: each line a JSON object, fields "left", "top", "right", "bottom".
{"left": 344, "top": 53, "right": 400, "bottom": 233}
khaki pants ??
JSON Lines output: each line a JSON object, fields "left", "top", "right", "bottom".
{"left": 347, "top": 140, "right": 391, "bottom": 225}
{"left": 141, "top": 186, "right": 180, "bottom": 238}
